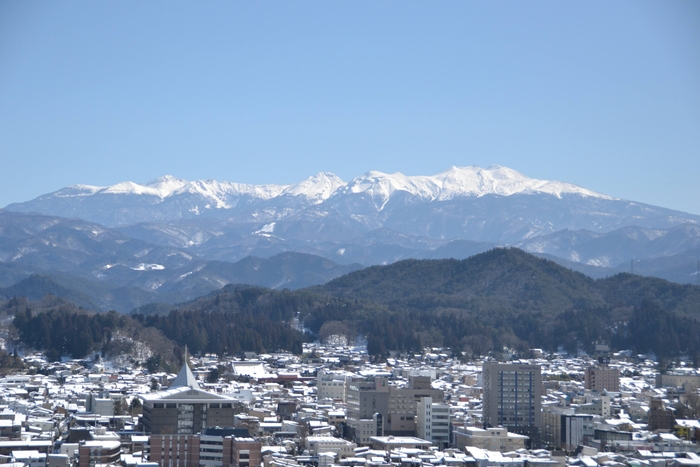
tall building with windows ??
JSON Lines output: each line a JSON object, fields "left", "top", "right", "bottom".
{"left": 346, "top": 375, "right": 443, "bottom": 444}
{"left": 585, "top": 344, "right": 619, "bottom": 392}
{"left": 482, "top": 362, "right": 542, "bottom": 446}
{"left": 416, "top": 396, "right": 450, "bottom": 449}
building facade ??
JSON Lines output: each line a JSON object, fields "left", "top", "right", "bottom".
{"left": 416, "top": 396, "right": 450, "bottom": 449}
{"left": 584, "top": 367, "right": 620, "bottom": 392}
{"left": 140, "top": 362, "right": 240, "bottom": 435}
{"left": 148, "top": 434, "right": 261, "bottom": 467}
{"left": 482, "top": 362, "right": 542, "bottom": 445}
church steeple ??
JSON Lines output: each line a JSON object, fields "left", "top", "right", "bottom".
{"left": 169, "top": 346, "right": 200, "bottom": 389}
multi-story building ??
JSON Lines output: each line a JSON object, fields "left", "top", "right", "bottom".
{"left": 656, "top": 373, "right": 700, "bottom": 390}
{"left": 140, "top": 362, "right": 239, "bottom": 435}
{"left": 648, "top": 398, "right": 676, "bottom": 432}
{"left": 416, "top": 396, "right": 450, "bottom": 449}
{"left": 346, "top": 375, "right": 443, "bottom": 444}
{"left": 452, "top": 426, "right": 528, "bottom": 452}
{"left": 584, "top": 367, "right": 620, "bottom": 392}
{"left": 148, "top": 433, "right": 261, "bottom": 467}
{"left": 482, "top": 362, "right": 542, "bottom": 446}
{"left": 575, "top": 394, "right": 611, "bottom": 418}
{"left": 316, "top": 370, "right": 348, "bottom": 402}
{"left": 305, "top": 436, "right": 356, "bottom": 458}
{"left": 78, "top": 440, "right": 121, "bottom": 467}
{"left": 542, "top": 406, "right": 594, "bottom": 450}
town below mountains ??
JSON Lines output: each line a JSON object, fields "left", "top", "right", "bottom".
{"left": 0, "top": 167, "right": 699, "bottom": 467}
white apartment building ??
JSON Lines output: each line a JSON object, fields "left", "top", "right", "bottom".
{"left": 416, "top": 397, "right": 450, "bottom": 449}
{"left": 316, "top": 370, "right": 348, "bottom": 402}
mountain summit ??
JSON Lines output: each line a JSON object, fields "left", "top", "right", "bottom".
{"left": 6, "top": 165, "right": 700, "bottom": 267}
{"left": 5, "top": 165, "right": 699, "bottom": 282}
{"left": 7, "top": 165, "right": 612, "bottom": 224}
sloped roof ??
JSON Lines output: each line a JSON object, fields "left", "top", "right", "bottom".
{"left": 170, "top": 362, "right": 199, "bottom": 389}
{"left": 140, "top": 386, "right": 236, "bottom": 402}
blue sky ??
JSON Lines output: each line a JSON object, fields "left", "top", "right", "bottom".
{"left": 1, "top": 1, "right": 699, "bottom": 213}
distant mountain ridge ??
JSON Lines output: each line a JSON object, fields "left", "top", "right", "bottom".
{"left": 0, "top": 211, "right": 361, "bottom": 311}
{"left": 4, "top": 165, "right": 700, "bottom": 287}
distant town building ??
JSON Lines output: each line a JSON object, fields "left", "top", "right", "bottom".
{"left": 346, "top": 375, "right": 443, "bottom": 444}
{"left": 648, "top": 398, "right": 676, "bottom": 432}
{"left": 584, "top": 367, "right": 620, "bottom": 392}
{"left": 482, "top": 362, "right": 542, "bottom": 446}
{"left": 316, "top": 370, "right": 348, "bottom": 402}
{"left": 542, "top": 406, "right": 594, "bottom": 450}
{"left": 416, "top": 396, "right": 450, "bottom": 449}
{"left": 453, "top": 426, "right": 528, "bottom": 452}
{"left": 148, "top": 433, "right": 261, "bottom": 467}
{"left": 140, "top": 362, "right": 239, "bottom": 435}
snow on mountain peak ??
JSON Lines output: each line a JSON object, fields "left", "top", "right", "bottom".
{"left": 144, "top": 175, "right": 190, "bottom": 196}
{"left": 282, "top": 172, "right": 346, "bottom": 203}
{"left": 338, "top": 165, "right": 612, "bottom": 209}
{"left": 43, "top": 165, "right": 612, "bottom": 211}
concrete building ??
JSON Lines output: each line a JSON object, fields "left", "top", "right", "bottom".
{"left": 584, "top": 367, "right": 620, "bottom": 392}
{"left": 416, "top": 396, "right": 450, "bottom": 449}
{"left": 305, "top": 436, "right": 356, "bottom": 458}
{"left": 542, "top": 406, "right": 594, "bottom": 450}
{"left": 85, "top": 391, "right": 115, "bottom": 417}
{"left": 316, "top": 370, "right": 348, "bottom": 402}
{"left": 482, "top": 362, "right": 542, "bottom": 446}
{"left": 77, "top": 440, "right": 121, "bottom": 467}
{"left": 649, "top": 398, "right": 676, "bottom": 432}
{"left": 657, "top": 373, "right": 700, "bottom": 390}
{"left": 368, "top": 436, "right": 432, "bottom": 451}
{"left": 346, "top": 375, "right": 443, "bottom": 444}
{"left": 575, "top": 394, "right": 611, "bottom": 418}
{"left": 140, "top": 362, "right": 239, "bottom": 435}
{"left": 148, "top": 434, "right": 261, "bottom": 467}
{"left": 452, "top": 427, "right": 528, "bottom": 452}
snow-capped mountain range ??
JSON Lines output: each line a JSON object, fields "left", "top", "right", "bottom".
{"left": 4, "top": 165, "right": 700, "bottom": 294}
{"left": 35, "top": 165, "right": 609, "bottom": 212}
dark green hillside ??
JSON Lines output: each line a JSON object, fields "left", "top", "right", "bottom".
{"left": 133, "top": 285, "right": 315, "bottom": 356}
{"left": 7, "top": 247, "right": 700, "bottom": 362}
{"left": 597, "top": 273, "right": 700, "bottom": 316}
{"left": 319, "top": 248, "right": 604, "bottom": 314}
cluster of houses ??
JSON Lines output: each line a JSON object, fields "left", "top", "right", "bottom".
{"left": 0, "top": 344, "right": 698, "bottom": 467}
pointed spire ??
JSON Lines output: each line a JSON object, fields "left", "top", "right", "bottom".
{"left": 170, "top": 346, "right": 199, "bottom": 389}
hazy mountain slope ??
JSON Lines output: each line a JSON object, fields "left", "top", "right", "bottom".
{"left": 0, "top": 274, "right": 100, "bottom": 311}
{"left": 0, "top": 212, "right": 363, "bottom": 310}
{"left": 518, "top": 224, "right": 700, "bottom": 268}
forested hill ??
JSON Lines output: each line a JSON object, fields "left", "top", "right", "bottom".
{"left": 316, "top": 248, "right": 605, "bottom": 315}
{"left": 315, "top": 248, "right": 700, "bottom": 316}
{"left": 6, "top": 248, "right": 700, "bottom": 362}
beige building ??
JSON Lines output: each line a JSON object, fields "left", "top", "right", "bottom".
{"left": 317, "top": 370, "right": 348, "bottom": 402}
{"left": 584, "top": 367, "right": 620, "bottom": 392}
{"left": 346, "top": 375, "right": 443, "bottom": 443}
{"left": 453, "top": 427, "right": 527, "bottom": 452}
{"left": 305, "top": 436, "right": 356, "bottom": 458}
